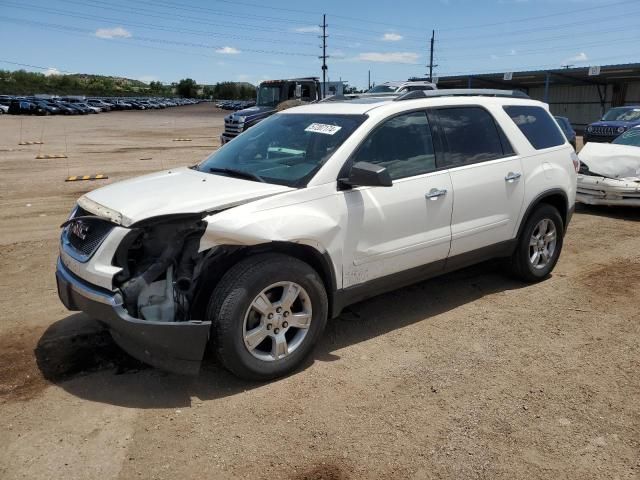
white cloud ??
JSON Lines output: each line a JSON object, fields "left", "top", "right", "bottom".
{"left": 354, "top": 52, "right": 419, "bottom": 64}
{"left": 294, "top": 26, "right": 320, "bottom": 33}
{"left": 381, "top": 32, "right": 403, "bottom": 42}
{"left": 215, "top": 46, "right": 240, "bottom": 54}
{"left": 44, "top": 67, "right": 61, "bottom": 77}
{"left": 567, "top": 52, "right": 589, "bottom": 62}
{"left": 95, "top": 27, "right": 132, "bottom": 39}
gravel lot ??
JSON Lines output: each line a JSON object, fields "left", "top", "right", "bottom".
{"left": 0, "top": 103, "right": 638, "bottom": 480}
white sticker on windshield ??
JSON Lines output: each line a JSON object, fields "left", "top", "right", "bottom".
{"left": 305, "top": 123, "right": 342, "bottom": 135}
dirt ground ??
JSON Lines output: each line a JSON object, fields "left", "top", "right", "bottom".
{"left": 0, "top": 103, "right": 638, "bottom": 480}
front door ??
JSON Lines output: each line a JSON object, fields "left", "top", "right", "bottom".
{"left": 341, "top": 111, "right": 453, "bottom": 288}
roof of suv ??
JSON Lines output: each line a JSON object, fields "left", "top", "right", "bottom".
{"left": 284, "top": 90, "right": 543, "bottom": 116}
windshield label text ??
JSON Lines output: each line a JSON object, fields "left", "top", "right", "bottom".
{"left": 305, "top": 123, "right": 342, "bottom": 135}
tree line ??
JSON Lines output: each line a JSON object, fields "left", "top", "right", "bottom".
{"left": 0, "top": 70, "right": 255, "bottom": 99}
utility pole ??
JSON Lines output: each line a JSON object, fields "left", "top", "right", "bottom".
{"left": 368, "top": 70, "right": 371, "bottom": 90}
{"left": 428, "top": 30, "right": 438, "bottom": 82}
{"left": 319, "top": 14, "right": 329, "bottom": 99}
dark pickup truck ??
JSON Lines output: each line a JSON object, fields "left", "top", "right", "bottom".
{"left": 220, "top": 77, "right": 321, "bottom": 144}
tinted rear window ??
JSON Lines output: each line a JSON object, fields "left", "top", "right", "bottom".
{"left": 436, "top": 107, "right": 508, "bottom": 167}
{"left": 504, "top": 106, "right": 566, "bottom": 150}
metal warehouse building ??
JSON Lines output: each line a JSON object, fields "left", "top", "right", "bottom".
{"left": 436, "top": 63, "right": 640, "bottom": 132}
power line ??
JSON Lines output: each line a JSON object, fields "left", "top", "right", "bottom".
{"left": 435, "top": 18, "right": 640, "bottom": 52}
{"left": 437, "top": 0, "right": 638, "bottom": 32}
{"left": 30, "top": 0, "right": 316, "bottom": 37}
{"left": 173, "top": 0, "right": 637, "bottom": 35}
{"left": 0, "top": 0, "right": 320, "bottom": 47}
{"left": 0, "top": 16, "right": 317, "bottom": 57}
{"left": 436, "top": 34, "right": 640, "bottom": 62}
{"left": 0, "top": 59, "right": 75, "bottom": 74}
{"left": 437, "top": 9, "right": 640, "bottom": 43}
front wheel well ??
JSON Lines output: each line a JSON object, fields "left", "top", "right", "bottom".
{"left": 189, "top": 242, "right": 336, "bottom": 321}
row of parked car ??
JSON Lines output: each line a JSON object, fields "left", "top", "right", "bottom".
{"left": 216, "top": 99, "right": 256, "bottom": 111}
{"left": 0, "top": 96, "right": 201, "bottom": 115}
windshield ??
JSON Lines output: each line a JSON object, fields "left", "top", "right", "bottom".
{"left": 257, "top": 85, "right": 281, "bottom": 107}
{"left": 602, "top": 107, "right": 640, "bottom": 122}
{"left": 367, "top": 84, "right": 396, "bottom": 93}
{"left": 612, "top": 128, "right": 640, "bottom": 147}
{"left": 197, "top": 113, "right": 366, "bottom": 187}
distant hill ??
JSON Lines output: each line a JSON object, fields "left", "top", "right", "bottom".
{"left": 0, "top": 69, "right": 170, "bottom": 96}
{"left": 70, "top": 74, "right": 149, "bottom": 89}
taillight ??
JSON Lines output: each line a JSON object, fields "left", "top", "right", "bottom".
{"left": 570, "top": 151, "right": 580, "bottom": 173}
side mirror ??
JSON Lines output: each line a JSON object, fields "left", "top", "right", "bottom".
{"left": 340, "top": 161, "right": 392, "bottom": 188}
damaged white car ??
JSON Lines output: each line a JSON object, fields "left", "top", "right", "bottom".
{"left": 56, "top": 90, "right": 577, "bottom": 380}
{"left": 578, "top": 127, "right": 640, "bottom": 206}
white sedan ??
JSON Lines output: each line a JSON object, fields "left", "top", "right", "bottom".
{"left": 577, "top": 127, "right": 640, "bottom": 206}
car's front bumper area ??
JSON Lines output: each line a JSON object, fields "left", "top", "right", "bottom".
{"left": 55, "top": 258, "right": 211, "bottom": 375}
{"left": 576, "top": 175, "right": 640, "bottom": 207}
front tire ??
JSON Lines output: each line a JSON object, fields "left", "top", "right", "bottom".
{"left": 207, "top": 253, "right": 328, "bottom": 380}
{"left": 510, "top": 204, "right": 564, "bottom": 282}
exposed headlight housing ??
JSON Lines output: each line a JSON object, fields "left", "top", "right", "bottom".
{"left": 235, "top": 116, "right": 246, "bottom": 123}
{"left": 587, "top": 126, "right": 593, "bottom": 133}
{"left": 617, "top": 126, "right": 625, "bottom": 133}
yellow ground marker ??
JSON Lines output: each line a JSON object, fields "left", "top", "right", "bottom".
{"left": 65, "top": 174, "right": 108, "bottom": 182}
{"left": 35, "top": 154, "right": 68, "bottom": 159}
{"left": 172, "top": 138, "right": 192, "bottom": 142}
{"left": 19, "top": 141, "right": 44, "bottom": 145}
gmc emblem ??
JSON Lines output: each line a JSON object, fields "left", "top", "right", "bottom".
{"left": 69, "top": 220, "right": 89, "bottom": 240}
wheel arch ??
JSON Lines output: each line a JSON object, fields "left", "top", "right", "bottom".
{"left": 516, "top": 189, "right": 569, "bottom": 240}
{"left": 190, "top": 242, "right": 338, "bottom": 321}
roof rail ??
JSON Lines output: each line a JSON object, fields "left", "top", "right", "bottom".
{"left": 318, "top": 92, "right": 398, "bottom": 103}
{"left": 394, "top": 89, "right": 530, "bottom": 101}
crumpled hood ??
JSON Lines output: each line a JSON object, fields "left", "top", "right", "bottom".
{"left": 79, "top": 167, "right": 293, "bottom": 226}
{"left": 578, "top": 142, "right": 640, "bottom": 180}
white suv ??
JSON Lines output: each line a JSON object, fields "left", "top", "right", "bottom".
{"left": 56, "top": 89, "right": 578, "bottom": 380}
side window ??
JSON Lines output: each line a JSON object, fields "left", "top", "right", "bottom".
{"left": 301, "top": 84, "right": 312, "bottom": 101}
{"left": 436, "top": 107, "right": 507, "bottom": 168}
{"left": 503, "top": 105, "right": 566, "bottom": 150}
{"left": 352, "top": 112, "right": 436, "bottom": 180}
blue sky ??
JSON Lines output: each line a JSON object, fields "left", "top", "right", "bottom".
{"left": 0, "top": 0, "right": 638, "bottom": 89}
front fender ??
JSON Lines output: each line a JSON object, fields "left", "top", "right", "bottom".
{"left": 199, "top": 197, "right": 345, "bottom": 288}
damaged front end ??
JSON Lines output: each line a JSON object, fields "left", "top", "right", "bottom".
{"left": 577, "top": 148, "right": 640, "bottom": 207}
{"left": 56, "top": 212, "right": 215, "bottom": 375}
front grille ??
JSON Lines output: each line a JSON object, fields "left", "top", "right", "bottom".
{"left": 589, "top": 126, "right": 618, "bottom": 136}
{"left": 224, "top": 118, "right": 244, "bottom": 136}
{"left": 65, "top": 218, "right": 115, "bottom": 256}
{"left": 64, "top": 206, "right": 115, "bottom": 259}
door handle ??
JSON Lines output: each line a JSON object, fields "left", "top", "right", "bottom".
{"left": 425, "top": 188, "right": 447, "bottom": 199}
{"left": 505, "top": 172, "right": 522, "bottom": 182}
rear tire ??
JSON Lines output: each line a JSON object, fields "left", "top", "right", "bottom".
{"left": 510, "top": 204, "right": 564, "bottom": 283}
{"left": 207, "top": 253, "right": 328, "bottom": 381}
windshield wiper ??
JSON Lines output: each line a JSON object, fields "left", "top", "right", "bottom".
{"left": 208, "top": 167, "right": 265, "bottom": 183}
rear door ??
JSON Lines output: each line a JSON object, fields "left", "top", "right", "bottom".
{"left": 341, "top": 111, "right": 453, "bottom": 287}
{"left": 430, "top": 106, "right": 525, "bottom": 257}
